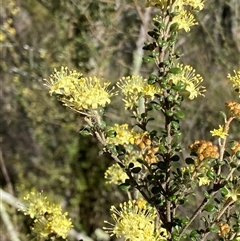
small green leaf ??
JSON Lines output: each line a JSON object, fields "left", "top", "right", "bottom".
{"left": 143, "top": 56, "right": 155, "bottom": 62}
{"left": 170, "top": 22, "right": 179, "bottom": 31}
{"left": 128, "top": 162, "right": 134, "bottom": 169}
{"left": 99, "top": 121, "right": 106, "bottom": 129}
{"left": 157, "top": 161, "right": 167, "bottom": 170}
{"left": 175, "top": 111, "right": 185, "bottom": 119}
{"left": 148, "top": 74, "right": 157, "bottom": 84}
{"left": 169, "top": 67, "right": 181, "bottom": 74}
{"left": 204, "top": 190, "right": 211, "bottom": 199}
{"left": 107, "top": 130, "right": 116, "bottom": 137}
{"left": 158, "top": 40, "right": 167, "bottom": 47}
{"left": 168, "top": 195, "right": 177, "bottom": 201}
{"left": 79, "top": 129, "right": 92, "bottom": 136}
{"left": 204, "top": 204, "right": 215, "bottom": 212}
{"left": 185, "top": 157, "right": 195, "bottom": 165}
{"left": 219, "top": 111, "right": 227, "bottom": 121}
{"left": 131, "top": 167, "right": 141, "bottom": 173}
{"left": 190, "top": 230, "right": 200, "bottom": 238}
{"left": 142, "top": 43, "right": 157, "bottom": 51}
{"left": 206, "top": 170, "right": 215, "bottom": 180}
{"left": 166, "top": 110, "right": 174, "bottom": 116}
{"left": 153, "top": 102, "right": 161, "bottom": 111}
{"left": 171, "top": 155, "right": 180, "bottom": 162}
{"left": 151, "top": 186, "right": 161, "bottom": 194}
{"left": 167, "top": 95, "right": 174, "bottom": 102}
{"left": 119, "top": 183, "right": 130, "bottom": 191}
{"left": 171, "top": 121, "right": 180, "bottom": 130}
{"left": 176, "top": 81, "right": 186, "bottom": 91}
{"left": 159, "top": 143, "right": 167, "bottom": 153}
{"left": 220, "top": 187, "right": 229, "bottom": 196}
{"left": 236, "top": 151, "right": 240, "bottom": 159}
{"left": 148, "top": 30, "right": 159, "bottom": 39}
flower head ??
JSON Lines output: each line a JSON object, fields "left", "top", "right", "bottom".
{"left": 45, "top": 66, "right": 116, "bottom": 111}
{"left": 105, "top": 153, "right": 142, "bottom": 185}
{"left": 104, "top": 200, "right": 168, "bottom": 241}
{"left": 106, "top": 124, "right": 136, "bottom": 146}
{"left": 218, "top": 222, "right": 230, "bottom": 237}
{"left": 182, "top": 163, "right": 213, "bottom": 186}
{"left": 177, "top": 0, "right": 205, "bottom": 10}
{"left": 226, "top": 101, "right": 240, "bottom": 119}
{"left": 21, "top": 192, "right": 73, "bottom": 240}
{"left": 227, "top": 70, "right": 240, "bottom": 97}
{"left": 172, "top": 10, "right": 197, "bottom": 32}
{"left": 198, "top": 176, "right": 211, "bottom": 186}
{"left": 168, "top": 64, "right": 205, "bottom": 100}
{"left": 224, "top": 185, "right": 240, "bottom": 202}
{"left": 230, "top": 141, "right": 240, "bottom": 155}
{"left": 210, "top": 125, "right": 228, "bottom": 139}
{"left": 189, "top": 140, "right": 219, "bottom": 162}
{"left": 105, "top": 163, "right": 128, "bottom": 185}
{"left": 117, "top": 75, "right": 162, "bottom": 110}
{"left": 134, "top": 132, "right": 159, "bottom": 164}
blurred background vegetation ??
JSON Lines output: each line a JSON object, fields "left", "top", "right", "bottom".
{"left": 1, "top": 0, "right": 239, "bottom": 240}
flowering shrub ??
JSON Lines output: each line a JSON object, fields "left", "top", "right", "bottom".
{"left": 21, "top": 0, "right": 240, "bottom": 240}
{"left": 21, "top": 192, "right": 73, "bottom": 240}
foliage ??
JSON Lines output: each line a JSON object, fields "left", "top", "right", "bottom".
{"left": 39, "top": 0, "right": 240, "bottom": 240}
{"left": 1, "top": 0, "right": 240, "bottom": 241}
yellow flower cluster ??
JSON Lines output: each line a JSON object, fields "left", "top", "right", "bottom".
{"left": 168, "top": 64, "right": 206, "bottom": 100}
{"left": 106, "top": 124, "right": 136, "bottom": 146}
{"left": 104, "top": 163, "right": 128, "bottom": 185}
{"left": 181, "top": 163, "right": 213, "bottom": 186}
{"left": 227, "top": 70, "right": 240, "bottom": 98}
{"left": 104, "top": 199, "right": 168, "bottom": 241}
{"left": 46, "top": 66, "right": 116, "bottom": 111}
{"left": 117, "top": 75, "right": 162, "bottom": 110}
{"left": 105, "top": 153, "right": 142, "bottom": 185}
{"left": 134, "top": 132, "right": 159, "bottom": 164}
{"left": 181, "top": 140, "right": 221, "bottom": 186}
{"left": 189, "top": 140, "right": 220, "bottom": 162}
{"left": 210, "top": 125, "right": 228, "bottom": 139}
{"left": 147, "top": 0, "right": 205, "bottom": 32}
{"left": 178, "top": 0, "right": 205, "bottom": 10}
{"left": 226, "top": 101, "right": 240, "bottom": 119}
{"left": 172, "top": 10, "right": 197, "bottom": 32}
{"left": 22, "top": 192, "right": 73, "bottom": 240}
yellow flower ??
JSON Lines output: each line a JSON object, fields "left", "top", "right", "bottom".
{"left": 21, "top": 192, "right": 73, "bottom": 240}
{"left": 177, "top": 0, "right": 205, "bottom": 10}
{"left": 45, "top": 66, "right": 116, "bottom": 111}
{"left": 106, "top": 124, "right": 135, "bottom": 146}
{"left": 210, "top": 125, "right": 228, "bottom": 139}
{"left": 169, "top": 64, "right": 205, "bottom": 100}
{"left": 225, "top": 185, "right": 240, "bottom": 202}
{"left": 105, "top": 153, "right": 142, "bottom": 185}
{"left": 227, "top": 70, "right": 240, "bottom": 97}
{"left": 104, "top": 200, "right": 168, "bottom": 241}
{"left": 23, "top": 192, "right": 50, "bottom": 218}
{"left": 198, "top": 176, "right": 211, "bottom": 186}
{"left": 182, "top": 164, "right": 213, "bottom": 186}
{"left": 117, "top": 75, "right": 162, "bottom": 110}
{"left": 172, "top": 10, "right": 197, "bottom": 32}
{"left": 105, "top": 163, "right": 128, "bottom": 185}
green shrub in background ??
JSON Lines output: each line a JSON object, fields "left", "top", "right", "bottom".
{"left": 19, "top": 0, "right": 240, "bottom": 240}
